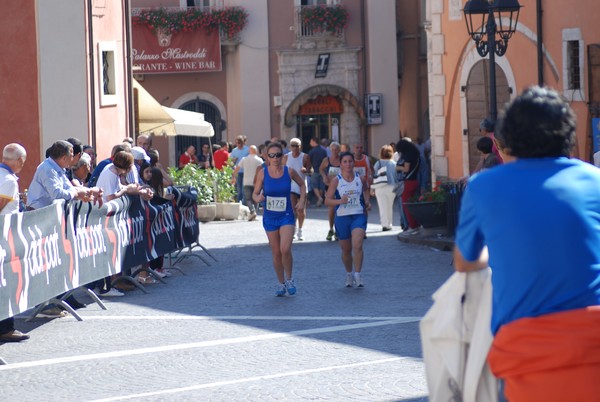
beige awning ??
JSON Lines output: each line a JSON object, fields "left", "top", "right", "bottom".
{"left": 162, "top": 106, "right": 215, "bottom": 138}
{"left": 133, "top": 79, "right": 176, "bottom": 136}
{"left": 134, "top": 80, "right": 215, "bottom": 138}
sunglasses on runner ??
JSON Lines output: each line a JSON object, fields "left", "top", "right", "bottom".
{"left": 268, "top": 152, "right": 283, "bottom": 158}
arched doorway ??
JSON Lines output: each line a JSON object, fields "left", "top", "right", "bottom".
{"left": 296, "top": 95, "right": 343, "bottom": 153}
{"left": 465, "top": 60, "right": 511, "bottom": 173}
{"left": 175, "top": 99, "right": 223, "bottom": 160}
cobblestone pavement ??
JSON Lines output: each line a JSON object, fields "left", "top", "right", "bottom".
{"left": 0, "top": 203, "right": 453, "bottom": 401}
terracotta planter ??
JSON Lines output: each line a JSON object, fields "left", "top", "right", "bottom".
{"left": 216, "top": 202, "right": 240, "bottom": 220}
{"left": 404, "top": 201, "right": 447, "bottom": 228}
{"left": 197, "top": 203, "right": 216, "bottom": 222}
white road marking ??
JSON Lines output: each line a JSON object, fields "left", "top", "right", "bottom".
{"left": 67, "top": 315, "right": 422, "bottom": 321}
{"left": 0, "top": 319, "right": 419, "bottom": 371}
{"left": 91, "top": 356, "right": 414, "bottom": 402}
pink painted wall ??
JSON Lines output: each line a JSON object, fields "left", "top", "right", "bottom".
{"left": 89, "top": 1, "right": 133, "bottom": 161}
{"left": 0, "top": 1, "right": 40, "bottom": 189}
{"left": 441, "top": 0, "right": 600, "bottom": 179}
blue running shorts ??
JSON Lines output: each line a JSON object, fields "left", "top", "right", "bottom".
{"left": 334, "top": 213, "right": 367, "bottom": 240}
{"left": 263, "top": 213, "right": 296, "bottom": 232}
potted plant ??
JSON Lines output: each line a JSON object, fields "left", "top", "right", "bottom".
{"left": 403, "top": 182, "right": 448, "bottom": 228}
{"left": 213, "top": 159, "right": 240, "bottom": 220}
{"left": 169, "top": 164, "right": 216, "bottom": 222}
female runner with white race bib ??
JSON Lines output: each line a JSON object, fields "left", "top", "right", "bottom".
{"left": 324, "top": 152, "right": 371, "bottom": 288}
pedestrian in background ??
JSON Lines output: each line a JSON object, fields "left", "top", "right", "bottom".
{"left": 454, "top": 86, "right": 600, "bottom": 401}
{"left": 231, "top": 135, "right": 249, "bottom": 203}
{"left": 233, "top": 145, "right": 263, "bottom": 221}
{"left": 325, "top": 152, "right": 371, "bottom": 288}
{"left": 372, "top": 144, "right": 398, "bottom": 231}
{"left": 396, "top": 139, "right": 421, "bottom": 235}
{"left": 253, "top": 142, "right": 306, "bottom": 296}
{"left": 213, "top": 140, "right": 230, "bottom": 170}
{"left": 308, "top": 136, "right": 327, "bottom": 207}
{"left": 283, "top": 138, "right": 311, "bottom": 240}
{"left": 319, "top": 141, "right": 341, "bottom": 241}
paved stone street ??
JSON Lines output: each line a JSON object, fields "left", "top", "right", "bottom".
{"left": 0, "top": 203, "right": 453, "bottom": 401}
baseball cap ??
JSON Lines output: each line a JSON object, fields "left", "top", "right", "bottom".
{"left": 131, "top": 146, "right": 150, "bottom": 163}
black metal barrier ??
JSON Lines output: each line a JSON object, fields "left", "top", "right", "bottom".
{"left": 443, "top": 181, "right": 466, "bottom": 236}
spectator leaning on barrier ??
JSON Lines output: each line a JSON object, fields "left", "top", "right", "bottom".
{"left": 0, "top": 143, "right": 30, "bottom": 342}
{"left": 26, "top": 140, "right": 102, "bottom": 210}
{"left": 88, "top": 143, "right": 129, "bottom": 188}
{"left": 94, "top": 150, "right": 153, "bottom": 297}
{"left": 71, "top": 152, "right": 92, "bottom": 187}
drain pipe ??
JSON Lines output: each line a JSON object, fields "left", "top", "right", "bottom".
{"left": 536, "top": 0, "right": 544, "bottom": 86}
{"left": 87, "top": 0, "right": 97, "bottom": 150}
{"left": 124, "top": 0, "right": 134, "bottom": 138}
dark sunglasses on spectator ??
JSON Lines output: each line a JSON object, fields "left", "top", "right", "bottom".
{"left": 291, "top": 144, "right": 299, "bottom": 148}
{"left": 268, "top": 152, "right": 283, "bottom": 158}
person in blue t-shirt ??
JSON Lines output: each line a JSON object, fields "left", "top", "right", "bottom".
{"left": 454, "top": 86, "right": 600, "bottom": 401}
{"left": 230, "top": 135, "right": 249, "bottom": 203}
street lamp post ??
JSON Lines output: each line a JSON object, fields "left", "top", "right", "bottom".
{"left": 463, "top": 0, "right": 521, "bottom": 124}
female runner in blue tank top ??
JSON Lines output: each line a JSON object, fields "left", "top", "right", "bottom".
{"left": 253, "top": 142, "right": 307, "bottom": 296}
{"left": 324, "top": 152, "right": 371, "bottom": 288}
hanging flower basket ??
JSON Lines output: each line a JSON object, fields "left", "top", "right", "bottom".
{"left": 133, "top": 6, "right": 249, "bottom": 38}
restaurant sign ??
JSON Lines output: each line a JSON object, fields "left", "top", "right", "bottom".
{"left": 132, "top": 26, "right": 222, "bottom": 74}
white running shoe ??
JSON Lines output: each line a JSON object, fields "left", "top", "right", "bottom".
{"left": 297, "top": 228, "right": 304, "bottom": 241}
{"left": 275, "top": 283, "right": 286, "bottom": 297}
{"left": 353, "top": 272, "right": 364, "bottom": 288}
{"left": 345, "top": 273, "right": 354, "bottom": 288}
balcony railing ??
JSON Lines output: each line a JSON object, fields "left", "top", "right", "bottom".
{"left": 295, "top": 5, "right": 346, "bottom": 40}
{"left": 132, "top": 2, "right": 240, "bottom": 44}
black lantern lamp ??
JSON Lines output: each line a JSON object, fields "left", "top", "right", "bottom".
{"left": 463, "top": 0, "right": 521, "bottom": 121}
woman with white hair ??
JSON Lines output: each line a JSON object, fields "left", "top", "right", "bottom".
{"left": 283, "top": 138, "right": 311, "bottom": 240}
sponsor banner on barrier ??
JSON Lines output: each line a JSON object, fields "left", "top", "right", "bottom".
{"left": 0, "top": 187, "right": 198, "bottom": 320}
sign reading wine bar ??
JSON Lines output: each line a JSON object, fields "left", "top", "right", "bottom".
{"left": 132, "top": 25, "right": 222, "bottom": 74}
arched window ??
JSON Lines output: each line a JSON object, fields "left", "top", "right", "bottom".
{"left": 175, "top": 99, "right": 223, "bottom": 159}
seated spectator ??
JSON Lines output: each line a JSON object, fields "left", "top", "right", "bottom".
{"left": 179, "top": 145, "right": 199, "bottom": 169}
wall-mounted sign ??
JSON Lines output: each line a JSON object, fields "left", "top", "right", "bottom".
{"left": 132, "top": 26, "right": 222, "bottom": 74}
{"left": 366, "top": 93, "right": 382, "bottom": 125}
{"left": 315, "top": 53, "right": 330, "bottom": 78}
{"left": 298, "top": 95, "right": 343, "bottom": 115}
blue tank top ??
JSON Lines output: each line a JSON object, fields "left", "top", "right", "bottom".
{"left": 263, "top": 166, "right": 294, "bottom": 217}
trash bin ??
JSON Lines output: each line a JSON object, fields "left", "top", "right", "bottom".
{"left": 442, "top": 182, "right": 465, "bottom": 236}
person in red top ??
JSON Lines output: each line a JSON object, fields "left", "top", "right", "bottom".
{"left": 213, "top": 140, "right": 230, "bottom": 169}
{"left": 178, "top": 145, "right": 198, "bottom": 168}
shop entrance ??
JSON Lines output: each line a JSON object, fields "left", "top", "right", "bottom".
{"left": 296, "top": 95, "right": 342, "bottom": 153}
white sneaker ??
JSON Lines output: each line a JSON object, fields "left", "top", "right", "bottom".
{"left": 345, "top": 273, "right": 354, "bottom": 288}
{"left": 297, "top": 228, "right": 304, "bottom": 241}
{"left": 353, "top": 272, "right": 364, "bottom": 288}
{"left": 99, "top": 288, "right": 124, "bottom": 297}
